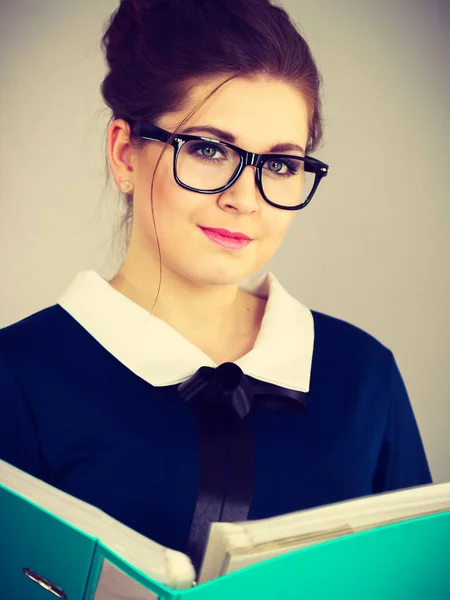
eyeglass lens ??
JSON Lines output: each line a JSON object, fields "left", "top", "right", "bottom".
{"left": 176, "top": 140, "right": 315, "bottom": 207}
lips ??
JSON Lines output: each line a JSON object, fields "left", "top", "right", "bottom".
{"left": 199, "top": 227, "right": 253, "bottom": 250}
{"left": 199, "top": 227, "right": 252, "bottom": 241}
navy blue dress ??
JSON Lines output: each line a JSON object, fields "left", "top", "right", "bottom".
{"left": 0, "top": 270, "right": 432, "bottom": 568}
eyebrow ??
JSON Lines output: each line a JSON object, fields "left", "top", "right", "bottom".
{"left": 180, "top": 125, "right": 305, "bottom": 155}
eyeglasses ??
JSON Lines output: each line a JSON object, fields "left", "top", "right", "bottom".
{"left": 129, "top": 121, "right": 329, "bottom": 211}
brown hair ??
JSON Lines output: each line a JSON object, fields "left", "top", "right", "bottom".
{"left": 100, "top": 0, "right": 325, "bottom": 304}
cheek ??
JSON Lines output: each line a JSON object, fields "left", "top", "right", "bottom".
{"left": 136, "top": 161, "right": 187, "bottom": 231}
{"left": 250, "top": 213, "right": 295, "bottom": 267}
{"left": 153, "top": 175, "right": 198, "bottom": 225}
{"left": 147, "top": 178, "right": 207, "bottom": 253}
{"left": 262, "top": 212, "right": 295, "bottom": 245}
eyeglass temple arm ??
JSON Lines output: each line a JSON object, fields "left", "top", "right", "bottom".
{"left": 132, "top": 122, "right": 174, "bottom": 144}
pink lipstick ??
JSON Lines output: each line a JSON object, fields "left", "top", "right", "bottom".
{"left": 199, "top": 227, "right": 253, "bottom": 250}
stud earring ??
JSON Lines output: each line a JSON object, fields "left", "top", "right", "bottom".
{"left": 119, "top": 180, "right": 133, "bottom": 193}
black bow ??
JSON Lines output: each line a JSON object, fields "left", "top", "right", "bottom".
{"left": 177, "top": 362, "right": 307, "bottom": 419}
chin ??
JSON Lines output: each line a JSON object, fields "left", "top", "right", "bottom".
{"left": 180, "top": 262, "right": 254, "bottom": 287}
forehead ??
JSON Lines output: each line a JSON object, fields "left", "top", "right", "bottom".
{"left": 160, "top": 76, "right": 309, "bottom": 149}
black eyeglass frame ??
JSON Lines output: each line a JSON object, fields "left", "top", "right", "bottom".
{"left": 129, "top": 121, "right": 329, "bottom": 211}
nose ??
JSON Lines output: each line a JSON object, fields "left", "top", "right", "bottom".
{"left": 219, "top": 163, "right": 262, "bottom": 212}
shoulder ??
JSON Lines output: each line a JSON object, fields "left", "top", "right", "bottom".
{"left": 0, "top": 304, "right": 63, "bottom": 344}
{"left": 0, "top": 307, "right": 71, "bottom": 478}
{"left": 311, "top": 309, "right": 390, "bottom": 355}
{"left": 0, "top": 305, "right": 71, "bottom": 366}
{"left": 309, "top": 308, "right": 394, "bottom": 390}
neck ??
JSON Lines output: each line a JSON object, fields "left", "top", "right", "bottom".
{"left": 108, "top": 257, "right": 263, "bottom": 349}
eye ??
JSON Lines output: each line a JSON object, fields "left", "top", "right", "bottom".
{"left": 187, "top": 141, "right": 229, "bottom": 161}
{"left": 264, "top": 158, "right": 301, "bottom": 176}
{"left": 200, "top": 145, "right": 221, "bottom": 159}
{"left": 267, "top": 159, "right": 285, "bottom": 173}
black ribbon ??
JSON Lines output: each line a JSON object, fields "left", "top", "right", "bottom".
{"left": 177, "top": 363, "right": 308, "bottom": 575}
{"left": 177, "top": 362, "right": 308, "bottom": 419}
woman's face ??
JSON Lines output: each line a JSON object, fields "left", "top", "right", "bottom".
{"left": 113, "top": 76, "right": 310, "bottom": 287}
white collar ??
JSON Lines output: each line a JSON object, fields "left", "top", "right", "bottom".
{"left": 57, "top": 271, "right": 314, "bottom": 392}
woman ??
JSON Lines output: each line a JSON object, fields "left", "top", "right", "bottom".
{"left": 0, "top": 0, "right": 431, "bottom": 574}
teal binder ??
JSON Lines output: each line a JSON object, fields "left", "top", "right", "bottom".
{"left": 2, "top": 481, "right": 450, "bottom": 599}
{"left": 0, "top": 484, "right": 96, "bottom": 600}
{"left": 183, "top": 511, "right": 450, "bottom": 599}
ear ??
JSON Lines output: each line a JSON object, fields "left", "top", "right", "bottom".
{"left": 108, "top": 119, "right": 136, "bottom": 190}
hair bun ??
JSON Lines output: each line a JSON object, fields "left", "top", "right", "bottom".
{"left": 121, "top": 0, "right": 172, "bottom": 24}
{"left": 103, "top": 0, "right": 164, "bottom": 69}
